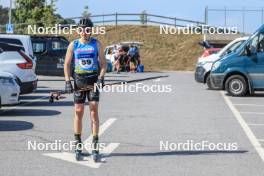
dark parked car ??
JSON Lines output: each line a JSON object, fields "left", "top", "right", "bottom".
{"left": 31, "top": 36, "right": 69, "bottom": 76}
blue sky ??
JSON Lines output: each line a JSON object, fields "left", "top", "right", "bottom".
{"left": 1, "top": 0, "right": 264, "bottom": 33}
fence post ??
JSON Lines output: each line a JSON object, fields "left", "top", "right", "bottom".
{"left": 174, "top": 18, "right": 177, "bottom": 27}
{"left": 103, "top": 13, "right": 104, "bottom": 25}
{"left": 115, "top": 12, "right": 118, "bottom": 27}
{"left": 145, "top": 13, "right": 148, "bottom": 26}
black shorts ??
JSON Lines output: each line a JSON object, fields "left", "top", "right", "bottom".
{"left": 73, "top": 89, "right": 100, "bottom": 104}
{"left": 73, "top": 74, "right": 100, "bottom": 104}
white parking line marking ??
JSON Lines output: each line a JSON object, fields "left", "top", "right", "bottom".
{"left": 43, "top": 118, "right": 119, "bottom": 168}
{"left": 248, "top": 124, "right": 264, "bottom": 126}
{"left": 240, "top": 112, "right": 264, "bottom": 115}
{"left": 234, "top": 104, "right": 264, "bottom": 107}
{"left": 220, "top": 91, "right": 264, "bottom": 162}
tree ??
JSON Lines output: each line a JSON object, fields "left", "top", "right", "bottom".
{"left": 0, "top": 5, "right": 9, "bottom": 25}
{"left": 13, "top": 0, "right": 58, "bottom": 27}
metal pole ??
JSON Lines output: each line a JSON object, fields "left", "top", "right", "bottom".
{"left": 204, "top": 6, "right": 208, "bottom": 25}
{"left": 204, "top": 6, "right": 208, "bottom": 41}
{"left": 174, "top": 18, "right": 177, "bottom": 27}
{"left": 242, "top": 7, "right": 245, "bottom": 34}
{"left": 224, "top": 6, "right": 227, "bottom": 27}
{"left": 9, "top": 0, "right": 12, "bottom": 24}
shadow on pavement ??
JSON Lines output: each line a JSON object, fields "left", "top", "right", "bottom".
{"left": 247, "top": 93, "right": 264, "bottom": 97}
{"left": 39, "top": 79, "right": 65, "bottom": 81}
{"left": 20, "top": 95, "right": 49, "bottom": 100}
{"left": 0, "top": 120, "right": 33, "bottom": 131}
{"left": 108, "top": 150, "right": 248, "bottom": 157}
{"left": 0, "top": 109, "right": 61, "bottom": 116}
{"left": 105, "top": 75, "right": 129, "bottom": 78}
{"left": 34, "top": 89, "right": 62, "bottom": 94}
{"left": 105, "top": 79, "right": 127, "bottom": 82}
{"left": 37, "top": 86, "right": 49, "bottom": 88}
{"left": 19, "top": 101, "right": 74, "bottom": 107}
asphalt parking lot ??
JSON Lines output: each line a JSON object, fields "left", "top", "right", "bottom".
{"left": 0, "top": 72, "right": 263, "bottom": 176}
{"left": 224, "top": 92, "right": 264, "bottom": 152}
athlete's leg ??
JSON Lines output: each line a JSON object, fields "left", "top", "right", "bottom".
{"left": 87, "top": 86, "right": 100, "bottom": 161}
{"left": 74, "top": 103, "right": 84, "bottom": 134}
{"left": 89, "top": 101, "right": 100, "bottom": 155}
{"left": 89, "top": 101, "right": 99, "bottom": 137}
{"left": 73, "top": 90, "right": 86, "bottom": 159}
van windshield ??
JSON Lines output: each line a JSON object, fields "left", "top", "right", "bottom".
{"left": 225, "top": 41, "right": 245, "bottom": 55}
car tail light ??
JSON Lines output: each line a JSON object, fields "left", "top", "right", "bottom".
{"left": 17, "top": 51, "right": 33, "bottom": 69}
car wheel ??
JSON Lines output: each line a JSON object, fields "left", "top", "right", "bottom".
{"left": 225, "top": 75, "right": 248, "bottom": 96}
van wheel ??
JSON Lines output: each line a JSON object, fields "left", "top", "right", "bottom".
{"left": 225, "top": 75, "right": 248, "bottom": 96}
{"left": 206, "top": 75, "right": 214, "bottom": 90}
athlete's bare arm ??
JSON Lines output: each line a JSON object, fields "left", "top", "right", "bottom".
{"left": 64, "top": 42, "right": 74, "bottom": 81}
{"left": 97, "top": 41, "right": 107, "bottom": 79}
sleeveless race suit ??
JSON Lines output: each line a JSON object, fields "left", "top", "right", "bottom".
{"left": 72, "top": 38, "right": 100, "bottom": 103}
{"left": 73, "top": 38, "right": 99, "bottom": 75}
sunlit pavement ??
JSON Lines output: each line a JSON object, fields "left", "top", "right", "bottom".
{"left": 0, "top": 72, "right": 263, "bottom": 176}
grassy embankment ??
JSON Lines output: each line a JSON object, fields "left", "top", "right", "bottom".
{"left": 65, "top": 25, "right": 203, "bottom": 71}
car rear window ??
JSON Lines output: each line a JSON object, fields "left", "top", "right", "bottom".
{"left": 52, "top": 41, "right": 68, "bottom": 51}
{"left": 0, "top": 43, "right": 23, "bottom": 52}
{"left": 0, "top": 38, "right": 25, "bottom": 51}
